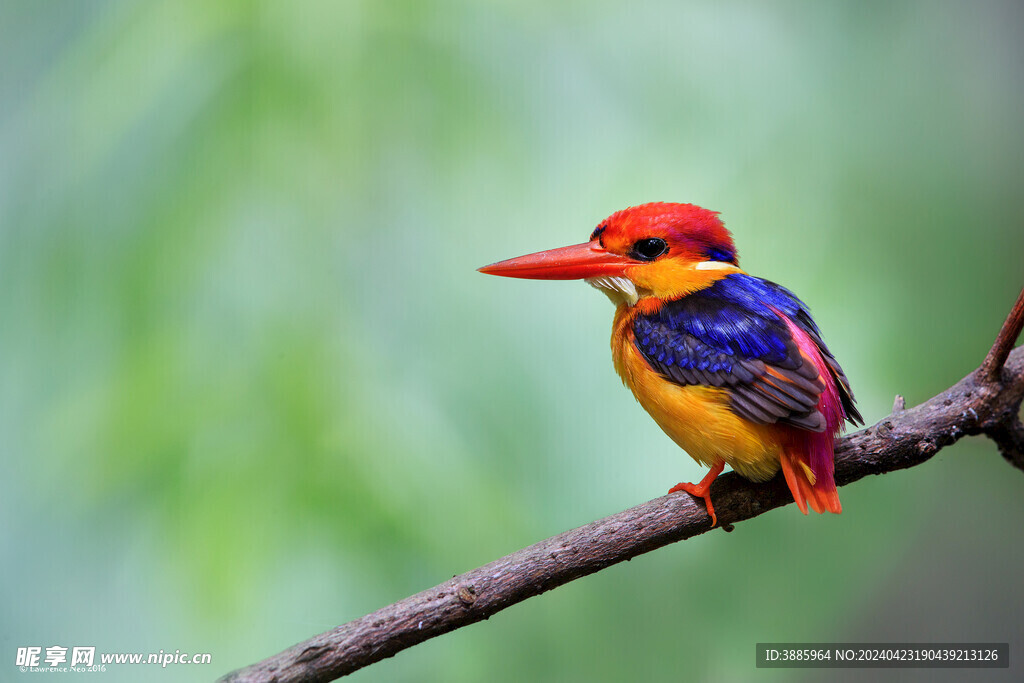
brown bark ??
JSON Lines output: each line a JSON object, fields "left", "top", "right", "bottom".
{"left": 221, "top": 287, "right": 1024, "bottom": 683}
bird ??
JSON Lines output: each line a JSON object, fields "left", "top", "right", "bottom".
{"left": 478, "top": 202, "right": 862, "bottom": 526}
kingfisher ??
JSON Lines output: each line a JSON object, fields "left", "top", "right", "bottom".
{"left": 479, "top": 202, "right": 862, "bottom": 525}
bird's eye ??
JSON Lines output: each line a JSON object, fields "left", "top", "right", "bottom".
{"left": 630, "top": 237, "right": 669, "bottom": 261}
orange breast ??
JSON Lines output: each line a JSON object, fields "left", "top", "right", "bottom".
{"left": 611, "top": 305, "right": 784, "bottom": 482}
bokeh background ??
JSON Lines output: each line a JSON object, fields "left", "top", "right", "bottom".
{"left": 3, "top": 1, "right": 1023, "bottom": 681}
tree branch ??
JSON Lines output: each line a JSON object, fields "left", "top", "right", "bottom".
{"left": 989, "top": 415, "right": 1024, "bottom": 471}
{"left": 221, "top": 287, "right": 1024, "bottom": 683}
{"left": 980, "top": 286, "right": 1024, "bottom": 383}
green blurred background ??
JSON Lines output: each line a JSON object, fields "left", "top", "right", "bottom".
{"left": 3, "top": 1, "right": 1023, "bottom": 681}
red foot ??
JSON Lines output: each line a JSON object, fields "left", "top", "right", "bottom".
{"left": 668, "top": 461, "right": 725, "bottom": 526}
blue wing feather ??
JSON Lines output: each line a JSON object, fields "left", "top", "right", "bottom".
{"left": 633, "top": 274, "right": 860, "bottom": 429}
{"left": 637, "top": 274, "right": 805, "bottom": 366}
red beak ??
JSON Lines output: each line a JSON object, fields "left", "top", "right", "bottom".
{"left": 478, "top": 242, "right": 634, "bottom": 280}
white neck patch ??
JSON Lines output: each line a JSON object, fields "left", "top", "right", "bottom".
{"left": 694, "top": 260, "right": 734, "bottom": 271}
{"left": 585, "top": 276, "right": 639, "bottom": 306}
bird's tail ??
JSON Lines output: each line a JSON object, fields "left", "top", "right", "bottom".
{"left": 779, "top": 437, "right": 841, "bottom": 515}
{"left": 776, "top": 315, "right": 843, "bottom": 515}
